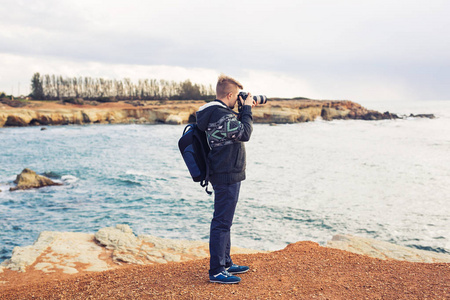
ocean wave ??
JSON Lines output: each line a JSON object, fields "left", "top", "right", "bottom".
{"left": 125, "top": 170, "right": 168, "bottom": 181}
{"left": 408, "top": 244, "right": 450, "bottom": 255}
{"left": 43, "top": 171, "right": 62, "bottom": 179}
{"left": 107, "top": 177, "right": 143, "bottom": 187}
{"left": 61, "top": 175, "right": 79, "bottom": 184}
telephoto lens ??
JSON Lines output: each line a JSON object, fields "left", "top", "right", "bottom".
{"left": 238, "top": 92, "right": 268, "bottom": 105}
{"left": 253, "top": 95, "right": 267, "bottom": 105}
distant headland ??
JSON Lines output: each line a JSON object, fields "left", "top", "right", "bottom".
{"left": 0, "top": 97, "right": 435, "bottom": 128}
{"left": 1, "top": 73, "right": 435, "bottom": 127}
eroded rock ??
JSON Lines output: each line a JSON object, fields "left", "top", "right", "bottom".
{"left": 10, "top": 168, "right": 63, "bottom": 191}
{"left": 0, "top": 231, "right": 110, "bottom": 273}
{"left": 0, "top": 225, "right": 262, "bottom": 274}
{"left": 165, "top": 114, "right": 183, "bottom": 125}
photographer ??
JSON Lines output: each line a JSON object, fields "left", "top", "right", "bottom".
{"left": 196, "top": 74, "right": 255, "bottom": 284}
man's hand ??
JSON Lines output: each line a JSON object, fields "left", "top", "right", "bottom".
{"left": 240, "top": 93, "right": 257, "bottom": 107}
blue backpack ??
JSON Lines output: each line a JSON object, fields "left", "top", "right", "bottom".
{"left": 178, "top": 124, "right": 212, "bottom": 195}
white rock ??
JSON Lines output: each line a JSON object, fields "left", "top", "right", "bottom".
{"left": 34, "top": 263, "right": 55, "bottom": 272}
{"left": 1, "top": 231, "right": 58, "bottom": 272}
{"left": 327, "top": 234, "right": 450, "bottom": 263}
{"left": 165, "top": 114, "right": 183, "bottom": 125}
{"left": 163, "top": 253, "right": 181, "bottom": 262}
{"left": 2, "top": 224, "right": 264, "bottom": 274}
{"left": 95, "top": 224, "right": 142, "bottom": 250}
{"left": 2, "top": 231, "right": 111, "bottom": 273}
{"left": 56, "top": 265, "right": 79, "bottom": 274}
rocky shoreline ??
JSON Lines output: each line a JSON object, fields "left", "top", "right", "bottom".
{"left": 1, "top": 225, "right": 449, "bottom": 299}
{"left": 0, "top": 99, "right": 434, "bottom": 128}
{"left": 1, "top": 224, "right": 449, "bottom": 276}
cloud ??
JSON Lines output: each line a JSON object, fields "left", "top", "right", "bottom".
{"left": 0, "top": 0, "right": 449, "bottom": 102}
{"left": 1, "top": 53, "right": 420, "bottom": 105}
{"left": 0, "top": 53, "right": 219, "bottom": 94}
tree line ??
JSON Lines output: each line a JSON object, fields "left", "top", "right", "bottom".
{"left": 30, "top": 73, "right": 215, "bottom": 101}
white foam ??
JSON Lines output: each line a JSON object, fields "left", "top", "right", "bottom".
{"left": 61, "top": 175, "right": 79, "bottom": 184}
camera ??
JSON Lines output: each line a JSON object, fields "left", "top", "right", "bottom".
{"left": 238, "top": 92, "right": 267, "bottom": 105}
{"left": 237, "top": 92, "right": 267, "bottom": 113}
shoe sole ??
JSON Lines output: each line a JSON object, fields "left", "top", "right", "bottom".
{"left": 227, "top": 269, "right": 249, "bottom": 275}
{"left": 209, "top": 280, "right": 240, "bottom": 284}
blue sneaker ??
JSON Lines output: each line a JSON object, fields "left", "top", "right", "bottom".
{"left": 209, "top": 270, "right": 241, "bottom": 284}
{"left": 226, "top": 264, "right": 249, "bottom": 274}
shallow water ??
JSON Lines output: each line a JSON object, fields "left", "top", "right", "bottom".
{"left": 1, "top": 100, "right": 449, "bottom": 261}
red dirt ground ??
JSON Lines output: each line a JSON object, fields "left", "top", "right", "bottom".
{"left": 1, "top": 241, "right": 449, "bottom": 299}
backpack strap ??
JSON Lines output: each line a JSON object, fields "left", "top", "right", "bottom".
{"left": 195, "top": 104, "right": 225, "bottom": 196}
{"left": 193, "top": 126, "right": 212, "bottom": 195}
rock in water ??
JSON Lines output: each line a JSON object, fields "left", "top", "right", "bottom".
{"left": 10, "top": 168, "right": 63, "bottom": 191}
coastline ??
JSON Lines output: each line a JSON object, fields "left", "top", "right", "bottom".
{"left": 1, "top": 101, "right": 447, "bottom": 298}
{"left": 1, "top": 225, "right": 449, "bottom": 299}
{"left": 0, "top": 99, "right": 402, "bottom": 128}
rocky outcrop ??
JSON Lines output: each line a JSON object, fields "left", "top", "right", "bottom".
{"left": 409, "top": 113, "right": 435, "bottom": 119}
{"left": 0, "top": 225, "right": 262, "bottom": 274}
{"left": 10, "top": 168, "right": 63, "bottom": 191}
{"left": 2, "top": 226, "right": 449, "bottom": 275}
{"left": 327, "top": 234, "right": 450, "bottom": 263}
{"left": 0, "top": 101, "right": 200, "bottom": 127}
{"left": 0, "top": 231, "right": 108, "bottom": 273}
{"left": 0, "top": 99, "right": 433, "bottom": 127}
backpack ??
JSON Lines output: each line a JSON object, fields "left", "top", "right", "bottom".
{"left": 178, "top": 123, "right": 212, "bottom": 195}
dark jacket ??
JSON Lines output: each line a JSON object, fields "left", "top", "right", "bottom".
{"left": 196, "top": 100, "right": 253, "bottom": 184}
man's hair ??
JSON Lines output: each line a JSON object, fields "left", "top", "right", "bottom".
{"left": 216, "top": 74, "right": 243, "bottom": 99}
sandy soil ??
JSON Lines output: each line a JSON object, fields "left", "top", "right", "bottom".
{"left": 1, "top": 241, "right": 448, "bottom": 299}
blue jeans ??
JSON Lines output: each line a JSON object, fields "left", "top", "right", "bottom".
{"left": 209, "top": 181, "right": 241, "bottom": 276}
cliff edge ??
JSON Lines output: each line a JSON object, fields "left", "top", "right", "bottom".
{"left": 0, "top": 99, "right": 403, "bottom": 128}
{"left": 0, "top": 225, "right": 449, "bottom": 299}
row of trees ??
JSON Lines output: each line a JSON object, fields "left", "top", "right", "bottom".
{"left": 30, "top": 73, "right": 215, "bottom": 101}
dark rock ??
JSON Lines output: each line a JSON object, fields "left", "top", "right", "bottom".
{"left": 359, "top": 110, "right": 399, "bottom": 121}
{"left": 5, "top": 115, "right": 28, "bottom": 127}
{"left": 82, "top": 112, "right": 91, "bottom": 123}
{"left": 409, "top": 114, "right": 435, "bottom": 119}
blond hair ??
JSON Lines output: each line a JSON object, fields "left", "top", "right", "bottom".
{"left": 216, "top": 74, "right": 243, "bottom": 99}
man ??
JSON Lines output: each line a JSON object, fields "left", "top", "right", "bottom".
{"left": 196, "top": 74, "right": 255, "bottom": 284}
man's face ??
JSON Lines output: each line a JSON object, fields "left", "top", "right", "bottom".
{"left": 228, "top": 86, "right": 240, "bottom": 109}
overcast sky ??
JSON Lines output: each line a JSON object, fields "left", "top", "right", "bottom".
{"left": 1, "top": 0, "right": 449, "bottom": 105}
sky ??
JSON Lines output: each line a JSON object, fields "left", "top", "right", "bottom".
{"left": 1, "top": 0, "right": 449, "bottom": 106}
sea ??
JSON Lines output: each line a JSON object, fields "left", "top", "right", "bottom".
{"left": 1, "top": 100, "right": 449, "bottom": 262}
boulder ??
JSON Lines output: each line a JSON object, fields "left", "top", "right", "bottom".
{"left": 10, "top": 168, "right": 63, "bottom": 191}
